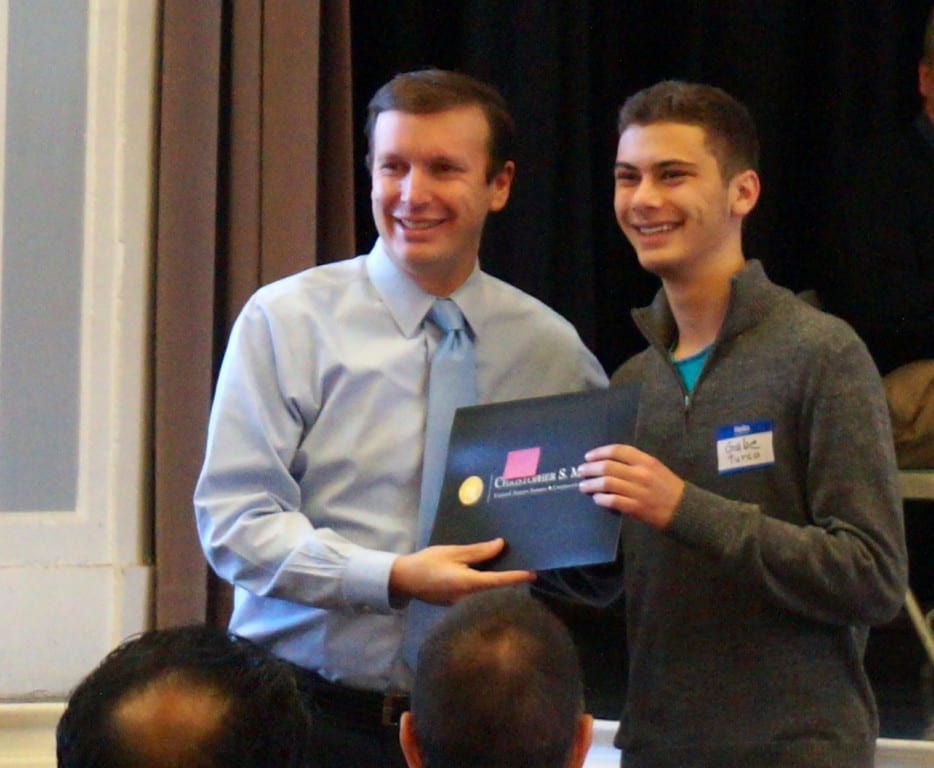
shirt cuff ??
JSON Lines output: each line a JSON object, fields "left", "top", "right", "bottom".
{"left": 342, "top": 548, "right": 399, "bottom": 613}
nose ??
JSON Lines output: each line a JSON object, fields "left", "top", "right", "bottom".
{"left": 400, "top": 167, "right": 430, "bottom": 206}
{"left": 629, "top": 177, "right": 662, "bottom": 209}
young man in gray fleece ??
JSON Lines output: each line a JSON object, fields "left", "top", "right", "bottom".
{"left": 561, "top": 80, "right": 908, "bottom": 768}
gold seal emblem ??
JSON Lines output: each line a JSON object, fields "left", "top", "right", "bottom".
{"left": 458, "top": 476, "right": 484, "bottom": 506}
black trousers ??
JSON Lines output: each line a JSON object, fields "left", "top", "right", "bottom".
{"left": 306, "top": 706, "right": 407, "bottom": 768}
{"left": 291, "top": 665, "right": 408, "bottom": 768}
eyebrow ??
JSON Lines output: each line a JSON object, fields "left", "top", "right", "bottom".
{"left": 614, "top": 159, "right": 698, "bottom": 171}
{"left": 375, "top": 150, "right": 468, "bottom": 167}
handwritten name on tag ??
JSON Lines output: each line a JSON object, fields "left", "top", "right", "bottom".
{"left": 716, "top": 421, "right": 775, "bottom": 474}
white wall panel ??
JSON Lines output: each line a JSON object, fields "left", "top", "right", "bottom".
{"left": 0, "top": 0, "right": 156, "bottom": 700}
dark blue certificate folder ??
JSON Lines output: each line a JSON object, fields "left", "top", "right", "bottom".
{"left": 428, "top": 384, "right": 640, "bottom": 571}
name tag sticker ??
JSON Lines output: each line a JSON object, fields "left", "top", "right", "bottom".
{"left": 716, "top": 421, "right": 775, "bottom": 474}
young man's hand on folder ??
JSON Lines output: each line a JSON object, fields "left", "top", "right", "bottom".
{"left": 578, "top": 443, "right": 685, "bottom": 531}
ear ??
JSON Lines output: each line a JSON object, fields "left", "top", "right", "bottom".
{"left": 729, "top": 169, "right": 760, "bottom": 218}
{"left": 399, "top": 712, "right": 424, "bottom": 768}
{"left": 565, "top": 714, "right": 594, "bottom": 768}
{"left": 488, "top": 160, "right": 515, "bottom": 212}
{"left": 919, "top": 61, "right": 934, "bottom": 102}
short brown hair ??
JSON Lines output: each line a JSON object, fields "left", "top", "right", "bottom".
{"left": 411, "top": 589, "right": 584, "bottom": 768}
{"left": 617, "top": 80, "right": 760, "bottom": 179}
{"left": 365, "top": 68, "right": 516, "bottom": 181}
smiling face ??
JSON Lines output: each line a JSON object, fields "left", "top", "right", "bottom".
{"left": 370, "top": 106, "right": 514, "bottom": 296}
{"left": 613, "top": 122, "right": 759, "bottom": 283}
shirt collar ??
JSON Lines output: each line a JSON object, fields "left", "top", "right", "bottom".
{"left": 366, "top": 238, "right": 483, "bottom": 338}
{"left": 632, "top": 259, "right": 779, "bottom": 351}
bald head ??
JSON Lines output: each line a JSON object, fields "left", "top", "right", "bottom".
{"left": 110, "top": 673, "right": 229, "bottom": 766}
{"left": 57, "top": 625, "right": 311, "bottom": 768}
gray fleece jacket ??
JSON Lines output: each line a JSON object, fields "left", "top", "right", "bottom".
{"left": 572, "top": 260, "right": 907, "bottom": 767}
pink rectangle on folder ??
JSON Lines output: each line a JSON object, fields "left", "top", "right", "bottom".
{"left": 502, "top": 447, "right": 541, "bottom": 480}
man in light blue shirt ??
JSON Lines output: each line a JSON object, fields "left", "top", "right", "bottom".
{"left": 194, "top": 69, "right": 607, "bottom": 768}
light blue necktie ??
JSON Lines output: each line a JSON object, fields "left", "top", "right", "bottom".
{"left": 415, "top": 298, "right": 478, "bottom": 548}
{"left": 403, "top": 298, "right": 477, "bottom": 669}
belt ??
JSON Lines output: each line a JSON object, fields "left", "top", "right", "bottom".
{"left": 294, "top": 668, "right": 410, "bottom": 729}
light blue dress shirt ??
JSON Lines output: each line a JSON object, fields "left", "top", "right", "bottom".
{"left": 194, "top": 240, "right": 608, "bottom": 692}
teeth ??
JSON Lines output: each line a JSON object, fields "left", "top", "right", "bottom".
{"left": 637, "top": 223, "right": 677, "bottom": 234}
{"left": 400, "top": 219, "right": 440, "bottom": 229}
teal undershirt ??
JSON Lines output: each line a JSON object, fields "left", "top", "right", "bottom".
{"left": 671, "top": 346, "right": 711, "bottom": 393}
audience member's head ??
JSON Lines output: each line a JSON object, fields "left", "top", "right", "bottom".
{"left": 617, "top": 79, "right": 760, "bottom": 180}
{"left": 57, "top": 624, "right": 312, "bottom": 768}
{"left": 400, "top": 589, "right": 593, "bottom": 768}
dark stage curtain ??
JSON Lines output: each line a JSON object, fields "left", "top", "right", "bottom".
{"left": 154, "top": 0, "right": 354, "bottom": 628}
{"left": 351, "top": 0, "right": 932, "bottom": 374}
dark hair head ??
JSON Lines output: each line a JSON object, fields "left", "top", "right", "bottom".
{"left": 411, "top": 589, "right": 584, "bottom": 768}
{"left": 56, "top": 625, "right": 311, "bottom": 768}
{"left": 617, "top": 80, "right": 760, "bottom": 179}
{"left": 365, "top": 68, "right": 516, "bottom": 180}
